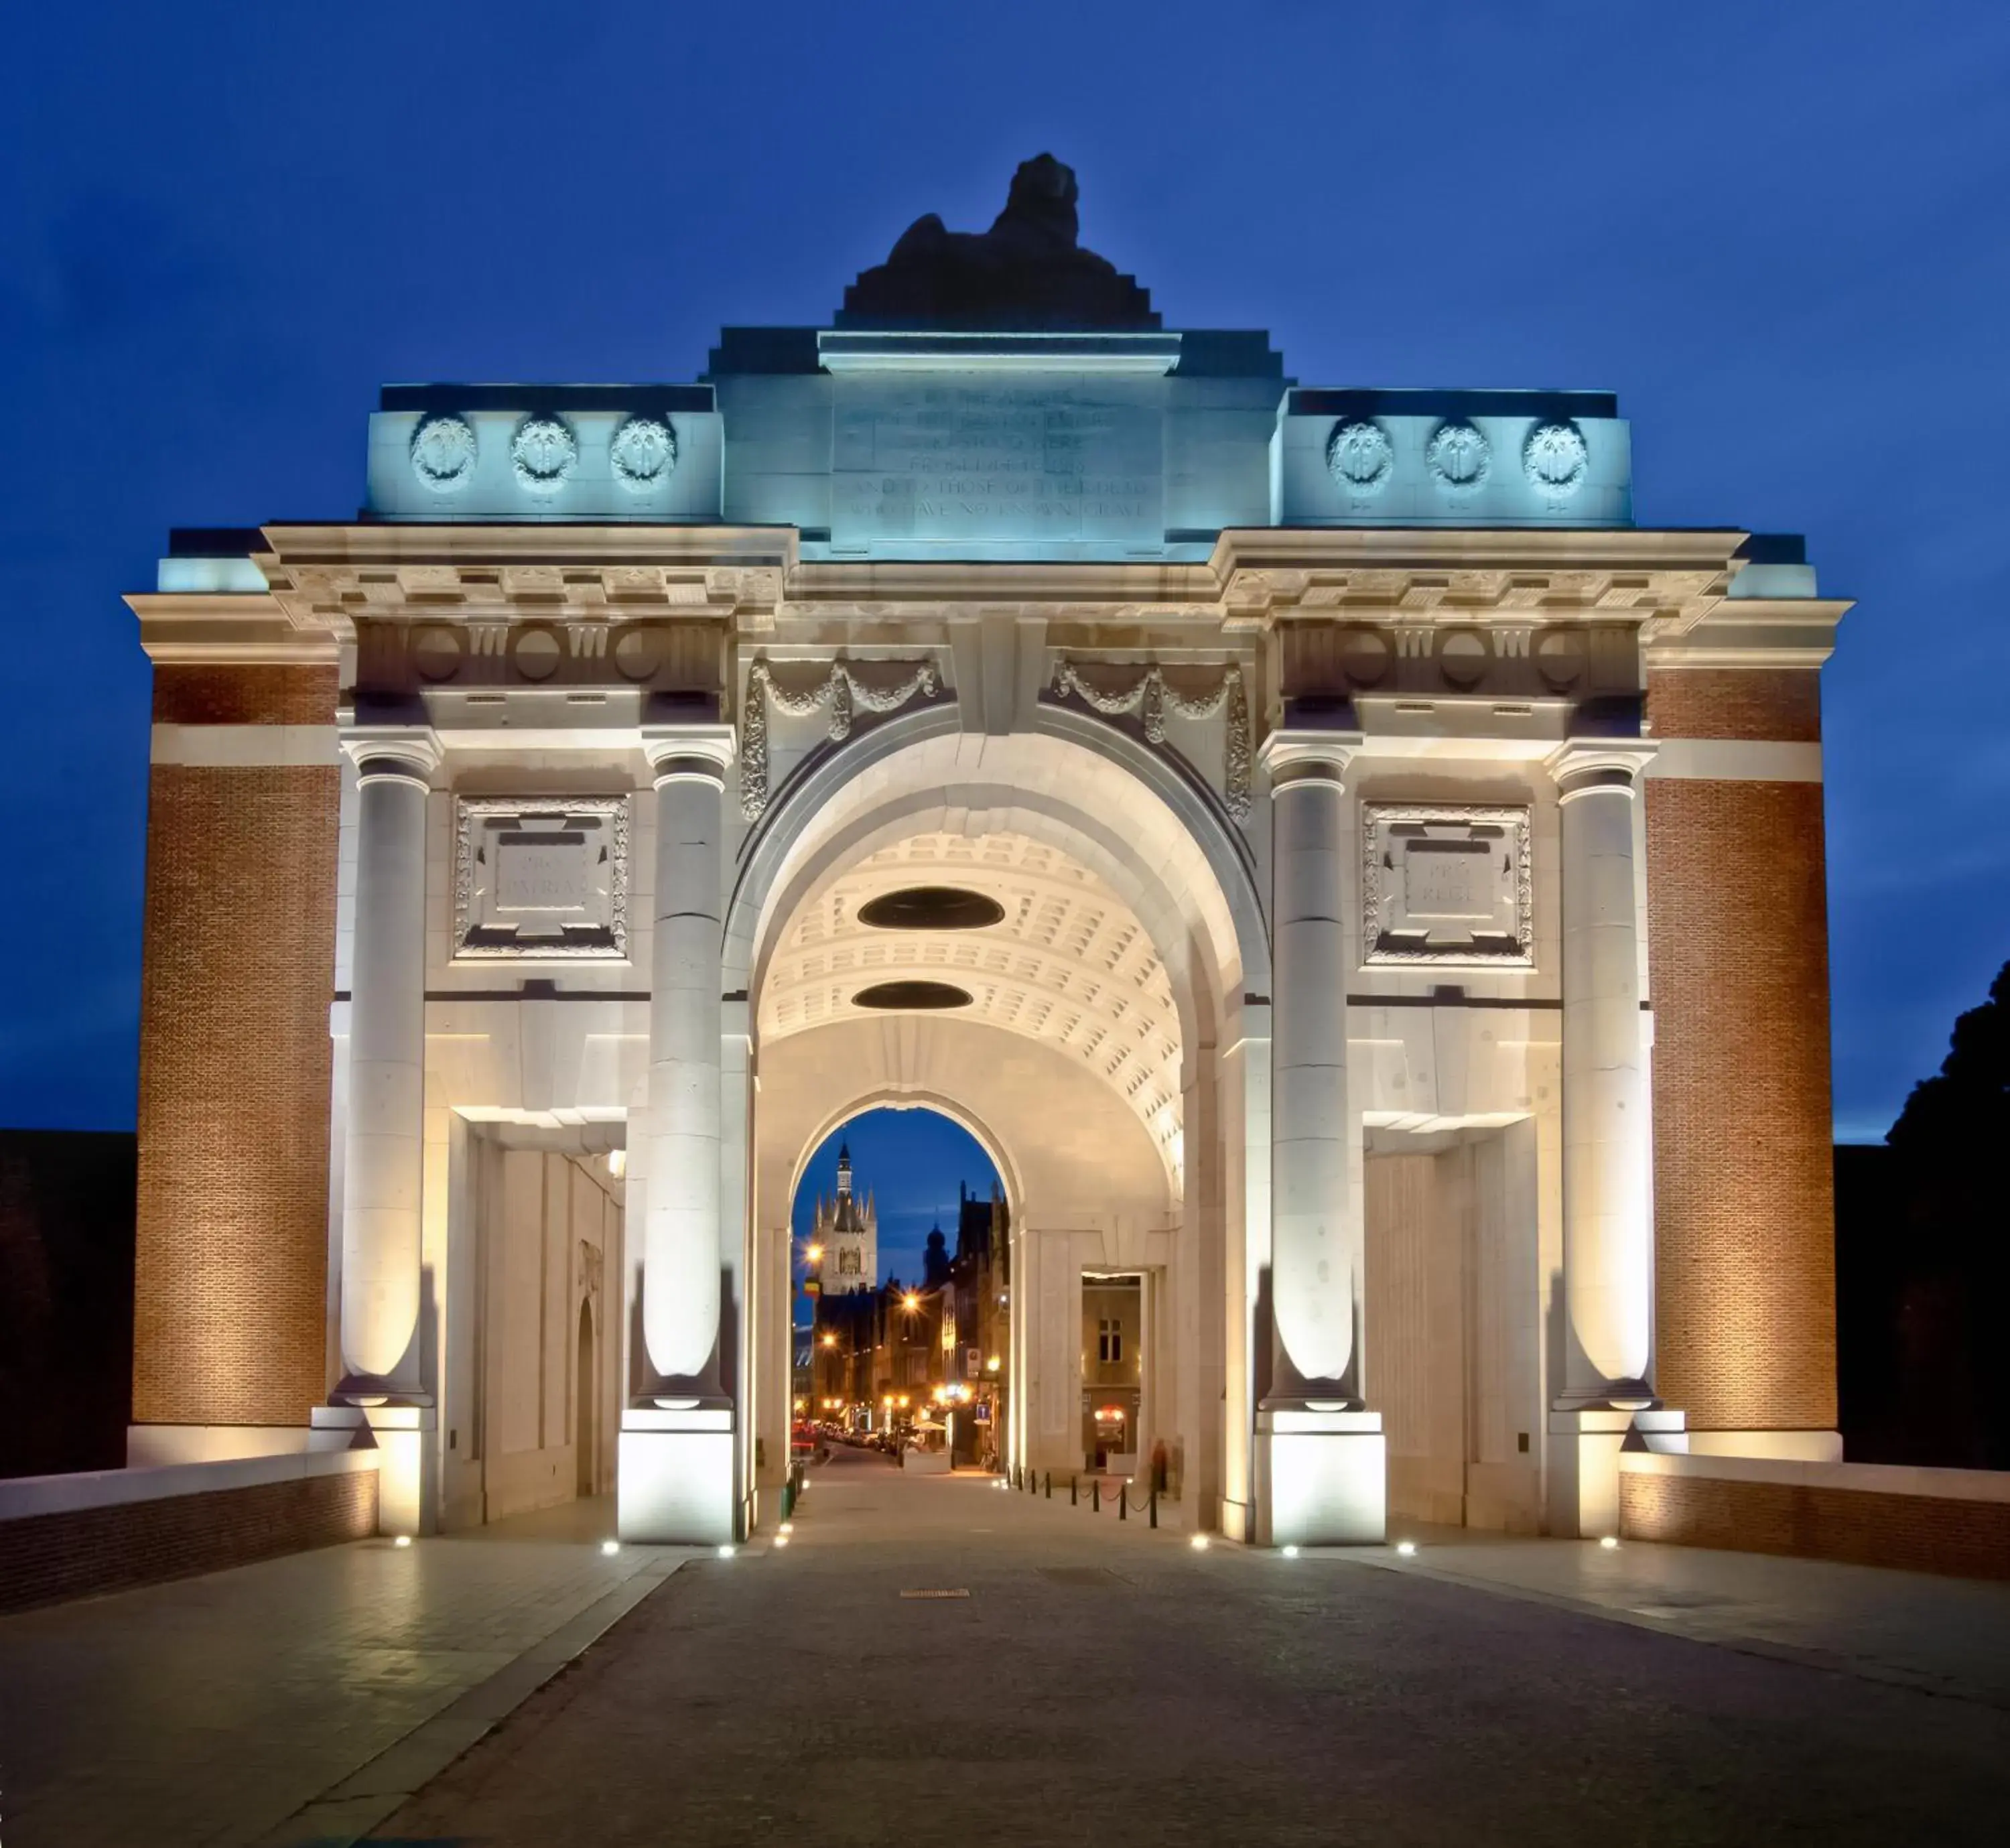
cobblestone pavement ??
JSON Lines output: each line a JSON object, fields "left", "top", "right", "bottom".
{"left": 381, "top": 1451, "right": 2010, "bottom": 1847}
{"left": 0, "top": 1496, "right": 689, "bottom": 1848}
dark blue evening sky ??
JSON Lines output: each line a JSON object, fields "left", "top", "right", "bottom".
{"left": 3, "top": 3, "right": 2007, "bottom": 1146}
{"left": 792, "top": 1108, "right": 1002, "bottom": 1304}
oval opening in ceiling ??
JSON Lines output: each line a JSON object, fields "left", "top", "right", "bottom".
{"left": 853, "top": 980, "right": 974, "bottom": 1011}
{"left": 856, "top": 886, "right": 1006, "bottom": 931}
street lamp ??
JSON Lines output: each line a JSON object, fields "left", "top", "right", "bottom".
{"left": 821, "top": 1331, "right": 838, "bottom": 1349}
{"left": 902, "top": 1292, "right": 920, "bottom": 1313}
{"left": 805, "top": 1243, "right": 823, "bottom": 1264}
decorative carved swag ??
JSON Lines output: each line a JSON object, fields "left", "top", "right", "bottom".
{"left": 740, "top": 654, "right": 941, "bottom": 821}
{"left": 1050, "top": 659, "right": 1252, "bottom": 822}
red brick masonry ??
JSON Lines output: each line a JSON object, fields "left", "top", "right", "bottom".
{"left": 1620, "top": 1456, "right": 2010, "bottom": 1581}
{"left": 0, "top": 1457, "right": 378, "bottom": 1614}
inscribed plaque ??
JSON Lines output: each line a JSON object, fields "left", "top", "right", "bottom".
{"left": 831, "top": 375, "right": 1163, "bottom": 551}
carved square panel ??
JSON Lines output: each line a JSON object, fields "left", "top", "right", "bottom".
{"left": 454, "top": 797, "right": 629, "bottom": 960}
{"left": 1361, "top": 804, "right": 1532, "bottom": 966}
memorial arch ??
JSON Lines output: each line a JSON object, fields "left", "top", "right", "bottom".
{"left": 121, "top": 159, "right": 1848, "bottom": 1549}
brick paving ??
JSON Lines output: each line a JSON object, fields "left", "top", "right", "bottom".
{"left": 382, "top": 1450, "right": 2010, "bottom": 1847}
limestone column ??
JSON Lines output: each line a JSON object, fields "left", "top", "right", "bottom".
{"left": 620, "top": 724, "right": 738, "bottom": 1545}
{"left": 1253, "top": 732, "right": 1383, "bottom": 1546}
{"left": 639, "top": 733, "right": 736, "bottom": 1397}
{"left": 1546, "top": 741, "right": 1659, "bottom": 1407}
{"left": 1264, "top": 736, "right": 1359, "bottom": 1400}
{"left": 335, "top": 734, "right": 440, "bottom": 1400}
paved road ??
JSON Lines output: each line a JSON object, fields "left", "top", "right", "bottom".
{"left": 382, "top": 1449, "right": 2010, "bottom": 1847}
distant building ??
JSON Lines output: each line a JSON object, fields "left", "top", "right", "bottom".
{"left": 805, "top": 1171, "right": 1010, "bottom": 1464}
{"left": 808, "top": 1144, "right": 876, "bottom": 1294}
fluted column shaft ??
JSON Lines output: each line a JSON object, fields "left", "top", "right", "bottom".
{"left": 1548, "top": 741, "right": 1658, "bottom": 1405}
{"left": 338, "top": 737, "right": 438, "bottom": 1396}
{"left": 1263, "top": 736, "right": 1360, "bottom": 1400}
{"left": 641, "top": 734, "right": 734, "bottom": 1396}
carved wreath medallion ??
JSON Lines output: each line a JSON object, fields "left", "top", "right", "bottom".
{"left": 511, "top": 415, "right": 578, "bottom": 493}
{"left": 410, "top": 414, "right": 478, "bottom": 490}
{"left": 610, "top": 415, "right": 677, "bottom": 490}
{"left": 1522, "top": 420, "right": 1589, "bottom": 497}
{"left": 1327, "top": 418, "right": 1394, "bottom": 492}
{"left": 1426, "top": 419, "right": 1491, "bottom": 490}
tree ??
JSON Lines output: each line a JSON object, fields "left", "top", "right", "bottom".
{"left": 1878, "top": 959, "right": 2010, "bottom": 1468}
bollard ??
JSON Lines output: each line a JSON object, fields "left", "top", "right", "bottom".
{"left": 1149, "top": 1489, "right": 1158, "bottom": 1530}
{"left": 1045, "top": 1472, "right": 1051, "bottom": 1499}
{"left": 1071, "top": 1475, "right": 1078, "bottom": 1507}
{"left": 781, "top": 1481, "right": 795, "bottom": 1522}
{"left": 1120, "top": 1485, "right": 1128, "bottom": 1521}
{"left": 1092, "top": 1479, "right": 1101, "bottom": 1514}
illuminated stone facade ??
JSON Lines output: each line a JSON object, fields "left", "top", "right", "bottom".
{"left": 123, "top": 166, "right": 1849, "bottom": 1548}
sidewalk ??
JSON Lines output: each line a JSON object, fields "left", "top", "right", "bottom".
{"left": 1351, "top": 1521, "right": 2010, "bottom": 1709}
{"left": 0, "top": 1495, "right": 692, "bottom": 1848}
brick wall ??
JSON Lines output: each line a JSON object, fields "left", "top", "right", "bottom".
{"left": 133, "top": 664, "right": 340, "bottom": 1427}
{"left": 1621, "top": 1468, "right": 2010, "bottom": 1581}
{"left": 1645, "top": 669, "right": 1836, "bottom": 1431}
{"left": 152, "top": 665, "right": 338, "bottom": 726}
{"left": 1644, "top": 668, "right": 1822, "bottom": 744}
{"left": 0, "top": 1467, "right": 377, "bottom": 1614}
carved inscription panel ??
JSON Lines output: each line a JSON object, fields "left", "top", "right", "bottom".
{"left": 454, "top": 797, "right": 630, "bottom": 960}
{"left": 831, "top": 376, "right": 1163, "bottom": 549}
{"left": 1362, "top": 805, "right": 1533, "bottom": 966}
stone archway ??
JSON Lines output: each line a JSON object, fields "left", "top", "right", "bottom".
{"left": 736, "top": 720, "right": 1270, "bottom": 1529}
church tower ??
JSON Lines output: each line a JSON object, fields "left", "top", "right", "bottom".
{"left": 814, "top": 1142, "right": 878, "bottom": 1293}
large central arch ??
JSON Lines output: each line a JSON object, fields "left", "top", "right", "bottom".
{"left": 738, "top": 710, "right": 1273, "bottom": 1522}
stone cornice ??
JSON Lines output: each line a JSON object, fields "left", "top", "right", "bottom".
{"left": 1211, "top": 528, "right": 1744, "bottom": 635}
{"left": 131, "top": 526, "right": 1835, "bottom": 680}
{"left": 165, "top": 522, "right": 1763, "bottom": 641}
{"left": 255, "top": 523, "right": 792, "bottom": 641}
{"left": 126, "top": 594, "right": 341, "bottom": 666}
{"left": 1642, "top": 597, "right": 1849, "bottom": 671}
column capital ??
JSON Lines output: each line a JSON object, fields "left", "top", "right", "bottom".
{"left": 341, "top": 728, "right": 443, "bottom": 786}
{"left": 641, "top": 723, "right": 737, "bottom": 788}
{"left": 1258, "top": 728, "right": 1363, "bottom": 791}
{"left": 1544, "top": 738, "right": 1657, "bottom": 801}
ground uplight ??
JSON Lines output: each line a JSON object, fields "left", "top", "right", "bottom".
{"left": 393, "top": 1534, "right": 412, "bottom": 1548}
{"left": 1281, "top": 1544, "right": 1300, "bottom": 1559}
{"left": 1599, "top": 1535, "right": 1621, "bottom": 1550}
{"left": 1190, "top": 1534, "right": 1210, "bottom": 1551}
{"left": 1395, "top": 1540, "right": 1417, "bottom": 1557}
{"left": 718, "top": 1544, "right": 736, "bottom": 1559}
{"left": 600, "top": 1539, "right": 620, "bottom": 1557}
